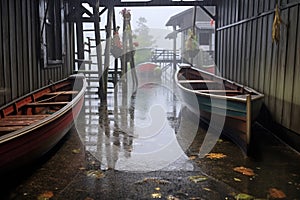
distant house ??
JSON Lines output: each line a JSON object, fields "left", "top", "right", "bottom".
{"left": 165, "top": 7, "right": 215, "bottom": 66}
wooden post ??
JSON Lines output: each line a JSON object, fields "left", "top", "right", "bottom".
{"left": 246, "top": 94, "right": 252, "bottom": 149}
{"left": 121, "top": 9, "right": 138, "bottom": 92}
{"left": 93, "top": 0, "right": 103, "bottom": 99}
{"left": 172, "top": 25, "right": 177, "bottom": 75}
{"left": 87, "top": 37, "right": 92, "bottom": 71}
{"left": 76, "top": 21, "right": 84, "bottom": 69}
{"left": 214, "top": 5, "right": 218, "bottom": 73}
{"left": 103, "top": 8, "right": 114, "bottom": 100}
{"left": 112, "top": 9, "right": 118, "bottom": 87}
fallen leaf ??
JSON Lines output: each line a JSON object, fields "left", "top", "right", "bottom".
{"left": 203, "top": 187, "right": 212, "bottom": 191}
{"left": 189, "top": 155, "right": 197, "bottom": 160}
{"left": 189, "top": 175, "right": 208, "bottom": 183}
{"left": 206, "top": 153, "right": 227, "bottom": 159}
{"left": 234, "top": 177, "right": 242, "bottom": 182}
{"left": 234, "top": 193, "right": 254, "bottom": 200}
{"left": 86, "top": 170, "right": 105, "bottom": 179}
{"left": 155, "top": 187, "right": 160, "bottom": 191}
{"left": 151, "top": 192, "right": 162, "bottom": 199}
{"left": 233, "top": 166, "right": 255, "bottom": 176}
{"left": 135, "top": 177, "right": 171, "bottom": 185}
{"left": 37, "top": 191, "right": 54, "bottom": 200}
{"left": 72, "top": 148, "right": 81, "bottom": 154}
{"left": 167, "top": 195, "right": 179, "bottom": 200}
{"left": 268, "top": 188, "right": 286, "bottom": 199}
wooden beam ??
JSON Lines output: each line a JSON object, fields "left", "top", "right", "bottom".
{"left": 199, "top": 5, "right": 216, "bottom": 20}
{"left": 103, "top": 8, "right": 114, "bottom": 100}
{"left": 99, "top": 0, "right": 217, "bottom": 7}
{"left": 76, "top": 21, "right": 84, "bottom": 68}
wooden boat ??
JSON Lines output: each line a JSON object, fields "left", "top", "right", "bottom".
{"left": 0, "top": 74, "right": 86, "bottom": 173}
{"left": 175, "top": 65, "right": 264, "bottom": 154}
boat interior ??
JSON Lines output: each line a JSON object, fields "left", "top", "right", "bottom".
{"left": 178, "top": 68, "right": 252, "bottom": 96}
{"left": 0, "top": 80, "right": 77, "bottom": 135}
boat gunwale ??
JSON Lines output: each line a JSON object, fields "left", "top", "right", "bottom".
{"left": 0, "top": 74, "right": 87, "bottom": 143}
{"left": 175, "top": 67, "right": 264, "bottom": 103}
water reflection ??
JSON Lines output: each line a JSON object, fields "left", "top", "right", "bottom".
{"left": 77, "top": 72, "right": 198, "bottom": 171}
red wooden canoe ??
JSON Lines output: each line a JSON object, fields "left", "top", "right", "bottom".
{"left": 0, "top": 74, "right": 86, "bottom": 173}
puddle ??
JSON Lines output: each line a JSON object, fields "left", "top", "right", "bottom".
{"left": 76, "top": 71, "right": 199, "bottom": 171}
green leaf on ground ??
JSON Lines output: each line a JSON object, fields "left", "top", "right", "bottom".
{"left": 189, "top": 175, "right": 208, "bottom": 183}
{"left": 234, "top": 193, "right": 254, "bottom": 200}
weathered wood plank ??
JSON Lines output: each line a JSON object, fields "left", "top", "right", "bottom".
{"left": 16, "top": 0, "right": 24, "bottom": 97}
{"left": 259, "top": 13, "right": 268, "bottom": 93}
{"left": 178, "top": 80, "right": 215, "bottom": 84}
{"left": 9, "top": 0, "right": 18, "bottom": 100}
{"left": 282, "top": 6, "right": 298, "bottom": 129}
{"left": 275, "top": 8, "right": 289, "bottom": 124}
{"left": 2, "top": 0, "right": 11, "bottom": 103}
{"left": 229, "top": 27, "right": 234, "bottom": 80}
{"left": 225, "top": 29, "right": 230, "bottom": 78}
{"left": 268, "top": 10, "right": 279, "bottom": 118}
{"left": 22, "top": 0, "right": 30, "bottom": 94}
{"left": 233, "top": 25, "right": 239, "bottom": 82}
{"left": 264, "top": 14, "right": 274, "bottom": 107}
{"left": 27, "top": 0, "right": 33, "bottom": 91}
{"left": 4, "top": 115, "right": 50, "bottom": 119}
{"left": 0, "top": 126, "right": 24, "bottom": 133}
{"left": 43, "top": 91, "right": 78, "bottom": 95}
{"left": 196, "top": 90, "right": 241, "bottom": 93}
{"left": 32, "top": 0, "right": 40, "bottom": 89}
{"left": 249, "top": 19, "right": 257, "bottom": 88}
{"left": 0, "top": 0, "right": 4, "bottom": 105}
{"left": 290, "top": 4, "right": 300, "bottom": 133}
{"left": 26, "top": 102, "right": 68, "bottom": 107}
{"left": 236, "top": 24, "right": 242, "bottom": 83}
{"left": 254, "top": 16, "right": 262, "bottom": 91}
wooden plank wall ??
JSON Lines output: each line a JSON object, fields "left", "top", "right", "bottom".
{"left": 0, "top": 0, "right": 74, "bottom": 107}
{"left": 216, "top": 0, "right": 300, "bottom": 135}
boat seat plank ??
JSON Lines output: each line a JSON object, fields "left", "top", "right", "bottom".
{"left": 196, "top": 90, "right": 241, "bottom": 93}
{"left": 25, "top": 102, "right": 69, "bottom": 107}
{"left": 0, "top": 126, "right": 24, "bottom": 133}
{"left": 43, "top": 91, "right": 78, "bottom": 96}
{"left": 178, "top": 80, "right": 216, "bottom": 84}
{"left": 3, "top": 115, "right": 50, "bottom": 119}
{"left": 0, "top": 120, "right": 39, "bottom": 126}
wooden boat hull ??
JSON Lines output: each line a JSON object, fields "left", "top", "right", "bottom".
{"left": 0, "top": 75, "right": 86, "bottom": 173}
{"left": 176, "top": 66, "right": 264, "bottom": 154}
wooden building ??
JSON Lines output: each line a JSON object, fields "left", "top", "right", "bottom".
{"left": 166, "top": 7, "right": 215, "bottom": 53}
{"left": 215, "top": 0, "right": 300, "bottom": 151}
{"left": 0, "top": 0, "right": 75, "bottom": 107}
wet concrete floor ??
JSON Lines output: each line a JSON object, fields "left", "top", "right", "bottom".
{"left": 1, "top": 74, "right": 300, "bottom": 200}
